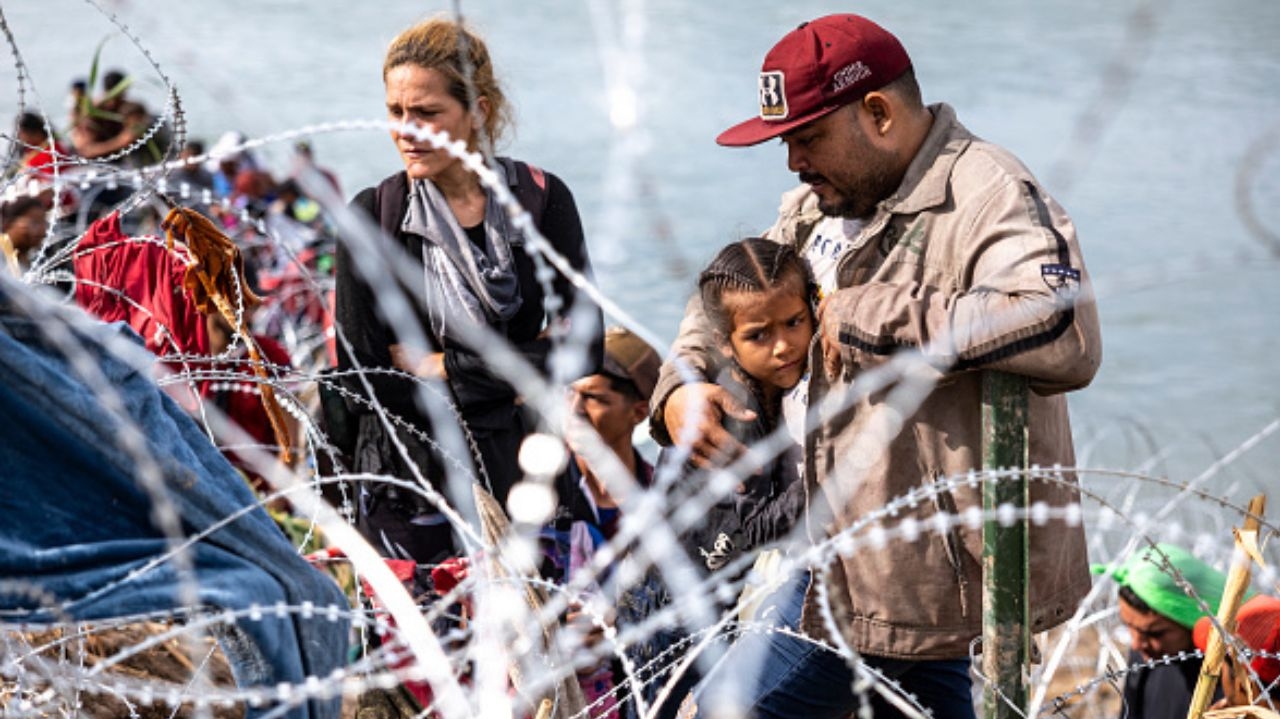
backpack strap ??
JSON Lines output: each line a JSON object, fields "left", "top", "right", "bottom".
{"left": 372, "top": 171, "right": 411, "bottom": 249}
{"left": 497, "top": 156, "right": 549, "bottom": 243}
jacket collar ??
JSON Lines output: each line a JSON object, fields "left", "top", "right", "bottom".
{"left": 884, "top": 102, "right": 971, "bottom": 216}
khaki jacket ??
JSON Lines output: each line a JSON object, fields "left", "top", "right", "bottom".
{"left": 651, "top": 103, "right": 1101, "bottom": 659}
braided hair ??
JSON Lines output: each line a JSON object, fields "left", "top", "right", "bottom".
{"left": 698, "top": 238, "right": 814, "bottom": 341}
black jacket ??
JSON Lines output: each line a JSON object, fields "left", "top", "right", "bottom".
{"left": 334, "top": 160, "right": 602, "bottom": 511}
{"left": 669, "top": 368, "right": 805, "bottom": 576}
{"left": 1119, "top": 648, "right": 1215, "bottom": 719}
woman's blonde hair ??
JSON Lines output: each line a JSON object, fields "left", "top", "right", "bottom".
{"left": 383, "top": 15, "right": 512, "bottom": 151}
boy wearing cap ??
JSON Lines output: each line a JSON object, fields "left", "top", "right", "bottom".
{"left": 1194, "top": 594, "right": 1280, "bottom": 711}
{"left": 534, "top": 328, "right": 659, "bottom": 719}
{"left": 1095, "top": 543, "right": 1232, "bottom": 718}
{"left": 651, "top": 13, "right": 1100, "bottom": 718}
{"left": 556, "top": 326, "right": 659, "bottom": 540}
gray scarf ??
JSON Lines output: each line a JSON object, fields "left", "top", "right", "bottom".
{"left": 402, "top": 165, "right": 523, "bottom": 346}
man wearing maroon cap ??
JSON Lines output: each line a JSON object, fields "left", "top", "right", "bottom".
{"left": 649, "top": 13, "right": 1101, "bottom": 718}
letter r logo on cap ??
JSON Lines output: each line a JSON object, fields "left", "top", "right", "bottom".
{"left": 758, "top": 71, "right": 788, "bottom": 120}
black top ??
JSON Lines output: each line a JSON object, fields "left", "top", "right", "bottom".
{"left": 668, "top": 367, "right": 806, "bottom": 576}
{"left": 334, "top": 164, "right": 602, "bottom": 427}
{"left": 333, "top": 162, "right": 602, "bottom": 513}
{"left": 1118, "top": 648, "right": 1213, "bottom": 719}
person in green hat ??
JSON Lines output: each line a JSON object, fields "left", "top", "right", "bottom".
{"left": 1093, "top": 543, "right": 1235, "bottom": 718}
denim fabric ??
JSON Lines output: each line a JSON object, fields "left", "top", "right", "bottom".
{"left": 696, "top": 572, "right": 977, "bottom": 719}
{"left": 616, "top": 569, "right": 720, "bottom": 719}
{"left": 0, "top": 291, "right": 348, "bottom": 719}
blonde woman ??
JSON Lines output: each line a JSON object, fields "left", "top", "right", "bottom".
{"left": 334, "top": 16, "right": 601, "bottom": 567}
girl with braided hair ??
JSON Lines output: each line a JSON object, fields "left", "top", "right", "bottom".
{"left": 683, "top": 236, "right": 813, "bottom": 573}
{"left": 619, "top": 239, "right": 814, "bottom": 718}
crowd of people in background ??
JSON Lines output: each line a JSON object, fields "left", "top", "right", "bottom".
{"left": 3, "top": 69, "right": 350, "bottom": 506}
{"left": 2, "top": 15, "right": 1276, "bottom": 719}
{"left": 4, "top": 67, "right": 343, "bottom": 276}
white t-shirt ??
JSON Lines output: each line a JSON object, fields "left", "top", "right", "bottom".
{"left": 803, "top": 215, "right": 865, "bottom": 300}
{"left": 780, "top": 215, "right": 865, "bottom": 456}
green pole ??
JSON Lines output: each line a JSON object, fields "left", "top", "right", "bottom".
{"left": 981, "top": 371, "right": 1030, "bottom": 719}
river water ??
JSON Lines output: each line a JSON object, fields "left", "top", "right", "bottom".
{"left": 3, "top": 0, "right": 1279, "bottom": 516}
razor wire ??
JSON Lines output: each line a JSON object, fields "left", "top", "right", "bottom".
{"left": 1, "top": 1, "right": 1279, "bottom": 718}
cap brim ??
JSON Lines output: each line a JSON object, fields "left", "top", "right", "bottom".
{"left": 716, "top": 104, "right": 843, "bottom": 147}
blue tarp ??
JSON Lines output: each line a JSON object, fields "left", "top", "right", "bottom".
{"left": 0, "top": 285, "right": 348, "bottom": 719}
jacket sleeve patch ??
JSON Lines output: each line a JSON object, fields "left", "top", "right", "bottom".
{"left": 1040, "top": 263, "right": 1081, "bottom": 292}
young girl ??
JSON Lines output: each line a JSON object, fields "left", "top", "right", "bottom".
{"left": 620, "top": 238, "right": 813, "bottom": 719}
{"left": 682, "top": 236, "right": 813, "bottom": 573}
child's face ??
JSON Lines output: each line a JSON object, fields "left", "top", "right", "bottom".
{"left": 722, "top": 286, "right": 813, "bottom": 391}
{"left": 566, "top": 374, "right": 646, "bottom": 450}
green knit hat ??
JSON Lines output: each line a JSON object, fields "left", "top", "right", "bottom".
{"left": 1091, "top": 543, "right": 1231, "bottom": 630}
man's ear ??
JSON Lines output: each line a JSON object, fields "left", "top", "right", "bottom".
{"left": 861, "top": 91, "right": 893, "bottom": 136}
{"left": 630, "top": 399, "right": 649, "bottom": 426}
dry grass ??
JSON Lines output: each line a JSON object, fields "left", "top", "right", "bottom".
{"left": 2, "top": 622, "right": 243, "bottom": 719}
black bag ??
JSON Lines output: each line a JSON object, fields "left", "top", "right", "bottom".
{"left": 317, "top": 367, "right": 359, "bottom": 459}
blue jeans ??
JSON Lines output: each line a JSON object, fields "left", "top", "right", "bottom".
{"left": 0, "top": 298, "right": 348, "bottom": 719}
{"left": 696, "top": 572, "right": 977, "bottom": 719}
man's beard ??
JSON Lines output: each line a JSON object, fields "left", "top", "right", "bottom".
{"left": 815, "top": 185, "right": 864, "bottom": 218}
{"left": 802, "top": 161, "right": 899, "bottom": 219}
{"left": 802, "top": 131, "right": 901, "bottom": 219}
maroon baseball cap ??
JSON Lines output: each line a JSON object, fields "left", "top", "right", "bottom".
{"left": 717, "top": 14, "right": 912, "bottom": 147}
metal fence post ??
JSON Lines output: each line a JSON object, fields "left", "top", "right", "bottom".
{"left": 982, "top": 371, "right": 1030, "bottom": 719}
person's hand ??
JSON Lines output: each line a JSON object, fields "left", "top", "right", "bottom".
{"left": 69, "top": 124, "right": 98, "bottom": 156}
{"left": 390, "top": 344, "right": 447, "bottom": 380}
{"left": 565, "top": 603, "right": 608, "bottom": 650}
{"left": 817, "top": 291, "right": 848, "bottom": 379}
{"left": 420, "top": 352, "right": 446, "bottom": 380}
{"left": 664, "top": 382, "right": 756, "bottom": 468}
{"left": 69, "top": 123, "right": 89, "bottom": 146}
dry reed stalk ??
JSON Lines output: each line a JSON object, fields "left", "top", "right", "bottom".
{"left": 1186, "top": 494, "right": 1267, "bottom": 719}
